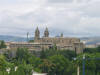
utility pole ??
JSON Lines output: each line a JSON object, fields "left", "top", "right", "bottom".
{"left": 73, "top": 54, "right": 85, "bottom": 75}
{"left": 74, "top": 54, "right": 100, "bottom": 75}
{"left": 83, "top": 55, "right": 85, "bottom": 75}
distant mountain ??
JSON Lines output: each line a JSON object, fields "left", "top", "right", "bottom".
{"left": 0, "top": 35, "right": 33, "bottom": 42}
{"left": 80, "top": 37, "right": 100, "bottom": 45}
{"left": 0, "top": 35, "right": 100, "bottom": 45}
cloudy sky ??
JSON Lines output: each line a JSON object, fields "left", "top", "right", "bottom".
{"left": 0, "top": 0, "right": 100, "bottom": 37}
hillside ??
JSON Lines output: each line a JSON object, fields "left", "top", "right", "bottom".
{"left": 0, "top": 35, "right": 100, "bottom": 45}
{"left": 0, "top": 35, "right": 33, "bottom": 42}
{"left": 80, "top": 37, "right": 100, "bottom": 45}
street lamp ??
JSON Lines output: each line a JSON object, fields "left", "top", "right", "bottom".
{"left": 74, "top": 54, "right": 100, "bottom": 75}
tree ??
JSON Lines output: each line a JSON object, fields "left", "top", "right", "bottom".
{"left": 75, "top": 53, "right": 96, "bottom": 75}
{"left": 0, "top": 55, "right": 9, "bottom": 75}
{"left": 59, "top": 50, "right": 76, "bottom": 60}
{"left": 28, "top": 55, "right": 42, "bottom": 72}
{"left": 16, "top": 48, "right": 30, "bottom": 64}
{"left": 0, "top": 55, "right": 7, "bottom": 70}
{"left": 48, "top": 55, "right": 75, "bottom": 75}
{"left": 39, "top": 59, "right": 56, "bottom": 75}
{"left": 0, "top": 40, "right": 6, "bottom": 49}
{"left": 40, "top": 49, "right": 76, "bottom": 60}
{"left": 40, "top": 50, "right": 47, "bottom": 59}
{"left": 28, "top": 40, "right": 34, "bottom": 42}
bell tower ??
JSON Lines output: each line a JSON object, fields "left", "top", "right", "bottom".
{"left": 35, "top": 27, "right": 40, "bottom": 40}
{"left": 61, "top": 33, "right": 63, "bottom": 37}
{"left": 44, "top": 27, "right": 49, "bottom": 37}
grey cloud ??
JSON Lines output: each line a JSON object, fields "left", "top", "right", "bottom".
{"left": 84, "top": 2, "right": 100, "bottom": 17}
{"left": 77, "top": 0, "right": 92, "bottom": 3}
{"left": 0, "top": 0, "right": 100, "bottom": 37}
{"left": 48, "top": 0, "right": 73, "bottom": 3}
{"left": 48, "top": 0, "right": 92, "bottom": 3}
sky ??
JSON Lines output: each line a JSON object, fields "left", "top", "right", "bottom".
{"left": 0, "top": 0, "right": 100, "bottom": 37}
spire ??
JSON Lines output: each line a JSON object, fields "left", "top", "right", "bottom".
{"left": 35, "top": 27, "right": 40, "bottom": 39}
{"left": 45, "top": 27, "right": 48, "bottom": 31}
{"left": 61, "top": 33, "right": 63, "bottom": 37}
{"left": 44, "top": 27, "right": 49, "bottom": 37}
{"left": 35, "top": 27, "right": 39, "bottom": 33}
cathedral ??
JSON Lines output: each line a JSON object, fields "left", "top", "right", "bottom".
{"left": 33, "top": 27, "right": 84, "bottom": 54}
{"left": 9, "top": 27, "right": 84, "bottom": 54}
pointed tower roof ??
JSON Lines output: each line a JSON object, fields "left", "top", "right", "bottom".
{"left": 35, "top": 27, "right": 40, "bottom": 33}
{"left": 35, "top": 27, "right": 40, "bottom": 39}
{"left": 61, "top": 33, "right": 63, "bottom": 37}
{"left": 44, "top": 27, "right": 49, "bottom": 37}
{"left": 45, "top": 27, "right": 48, "bottom": 32}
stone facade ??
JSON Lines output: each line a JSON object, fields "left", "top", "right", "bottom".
{"left": 33, "top": 27, "right": 84, "bottom": 53}
{"left": 9, "top": 27, "right": 84, "bottom": 54}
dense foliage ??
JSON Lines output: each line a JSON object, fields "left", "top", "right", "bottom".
{"left": 1, "top": 42, "right": 100, "bottom": 75}
{"left": 0, "top": 40, "right": 6, "bottom": 49}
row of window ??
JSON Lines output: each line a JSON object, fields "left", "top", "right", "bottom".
{"left": 42, "top": 39, "right": 77, "bottom": 43}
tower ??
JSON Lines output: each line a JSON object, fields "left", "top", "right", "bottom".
{"left": 61, "top": 33, "right": 63, "bottom": 37}
{"left": 35, "top": 27, "right": 40, "bottom": 40}
{"left": 44, "top": 27, "right": 49, "bottom": 37}
{"left": 27, "top": 32, "right": 29, "bottom": 42}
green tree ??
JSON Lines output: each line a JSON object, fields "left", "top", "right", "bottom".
{"left": 40, "top": 49, "right": 76, "bottom": 60}
{"left": 59, "top": 50, "right": 76, "bottom": 60}
{"left": 40, "top": 50, "right": 46, "bottom": 59}
{"left": 39, "top": 59, "right": 56, "bottom": 75}
{"left": 0, "top": 40, "right": 6, "bottom": 49}
{"left": 16, "top": 48, "right": 30, "bottom": 64}
{"left": 75, "top": 53, "right": 96, "bottom": 75}
{"left": 28, "top": 55, "right": 42, "bottom": 72}
{"left": 0, "top": 55, "right": 9, "bottom": 75}
{"left": 28, "top": 40, "right": 34, "bottom": 42}
{"left": 48, "top": 55, "right": 75, "bottom": 75}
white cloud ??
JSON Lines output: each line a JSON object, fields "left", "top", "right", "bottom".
{"left": 0, "top": 0, "right": 100, "bottom": 37}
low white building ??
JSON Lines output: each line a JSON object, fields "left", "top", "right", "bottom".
{"left": 32, "top": 70, "right": 47, "bottom": 75}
